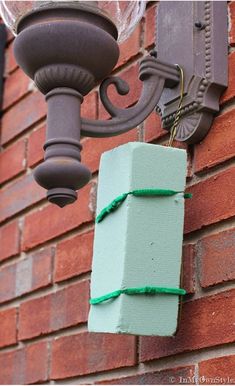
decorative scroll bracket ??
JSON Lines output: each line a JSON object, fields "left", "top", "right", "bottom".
{"left": 82, "top": 1, "right": 228, "bottom": 144}
{"left": 156, "top": 1, "right": 228, "bottom": 143}
{"left": 81, "top": 56, "right": 180, "bottom": 137}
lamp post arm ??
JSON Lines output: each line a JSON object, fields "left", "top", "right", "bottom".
{"left": 81, "top": 56, "right": 180, "bottom": 137}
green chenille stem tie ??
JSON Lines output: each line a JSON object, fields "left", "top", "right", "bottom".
{"left": 90, "top": 286, "right": 187, "bottom": 305}
{"left": 96, "top": 188, "right": 192, "bottom": 223}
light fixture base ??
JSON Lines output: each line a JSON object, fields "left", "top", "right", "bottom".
{"left": 156, "top": 1, "right": 228, "bottom": 143}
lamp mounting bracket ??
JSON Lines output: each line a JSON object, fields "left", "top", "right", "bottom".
{"left": 156, "top": 1, "right": 228, "bottom": 143}
{"left": 11, "top": 1, "right": 228, "bottom": 207}
{"left": 81, "top": 1, "right": 228, "bottom": 144}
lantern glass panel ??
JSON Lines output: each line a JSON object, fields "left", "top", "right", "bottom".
{"left": 0, "top": 0, "right": 146, "bottom": 42}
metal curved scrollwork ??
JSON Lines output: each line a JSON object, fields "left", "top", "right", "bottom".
{"left": 99, "top": 76, "right": 130, "bottom": 117}
{"left": 81, "top": 56, "right": 180, "bottom": 137}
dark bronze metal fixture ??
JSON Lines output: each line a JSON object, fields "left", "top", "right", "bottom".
{"left": 156, "top": 1, "right": 228, "bottom": 143}
{"left": 11, "top": 1, "right": 227, "bottom": 207}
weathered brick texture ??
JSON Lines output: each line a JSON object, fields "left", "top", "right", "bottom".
{"left": 1, "top": 91, "right": 46, "bottom": 145}
{"left": 0, "top": 307, "right": 17, "bottom": 348}
{"left": 0, "top": 341, "right": 48, "bottom": 384}
{"left": 198, "top": 228, "right": 235, "bottom": 288}
{"left": 194, "top": 109, "right": 235, "bottom": 173}
{"left": 182, "top": 244, "right": 196, "bottom": 294}
{"left": 0, "top": 139, "right": 26, "bottom": 184}
{"left": 185, "top": 168, "right": 235, "bottom": 234}
{"left": 96, "top": 366, "right": 195, "bottom": 385}
{"left": 27, "top": 125, "right": 45, "bottom": 167}
{"left": 22, "top": 183, "right": 93, "bottom": 250}
{"left": 198, "top": 355, "right": 235, "bottom": 383}
{"left": 0, "top": 173, "right": 45, "bottom": 223}
{"left": 144, "top": 111, "right": 166, "bottom": 142}
{"left": 3, "top": 68, "right": 30, "bottom": 110}
{"left": 116, "top": 24, "right": 141, "bottom": 68}
{"left": 0, "top": 2, "right": 235, "bottom": 384}
{"left": 82, "top": 129, "right": 138, "bottom": 174}
{"left": 19, "top": 280, "right": 89, "bottom": 340}
{"left": 140, "top": 290, "right": 235, "bottom": 362}
{"left": 55, "top": 230, "right": 94, "bottom": 282}
{"left": 220, "top": 52, "right": 235, "bottom": 104}
{"left": 51, "top": 333, "right": 136, "bottom": 379}
{"left": 144, "top": 5, "right": 156, "bottom": 48}
{"left": 0, "top": 247, "right": 53, "bottom": 303}
{"left": 0, "top": 220, "right": 20, "bottom": 262}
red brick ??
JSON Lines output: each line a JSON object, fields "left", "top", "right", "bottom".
{"left": 0, "top": 308, "right": 17, "bottom": 348}
{"left": 0, "top": 173, "right": 45, "bottom": 224}
{"left": 98, "top": 64, "right": 142, "bottom": 120}
{"left": 220, "top": 52, "right": 235, "bottom": 104}
{"left": 0, "top": 220, "right": 20, "bottom": 262}
{"left": 144, "top": 111, "right": 166, "bottom": 142}
{"left": 144, "top": 5, "right": 156, "bottom": 48}
{"left": 0, "top": 139, "right": 26, "bottom": 184}
{"left": 82, "top": 129, "right": 138, "bottom": 174}
{"left": 229, "top": 2, "right": 235, "bottom": 46}
{"left": 0, "top": 264, "right": 16, "bottom": 304}
{"left": 140, "top": 289, "right": 235, "bottom": 362}
{"left": 97, "top": 366, "right": 195, "bottom": 385}
{"left": 171, "top": 141, "right": 192, "bottom": 179}
{"left": 27, "top": 125, "right": 45, "bottom": 167}
{"left": 81, "top": 91, "right": 97, "bottom": 119}
{"left": 116, "top": 24, "right": 141, "bottom": 69}
{"left": 0, "top": 341, "right": 48, "bottom": 384}
{"left": 194, "top": 110, "right": 235, "bottom": 173}
{"left": 198, "top": 228, "right": 235, "bottom": 288}
{"left": 171, "top": 140, "right": 187, "bottom": 151}
{"left": 199, "top": 355, "right": 235, "bottom": 383}
{"left": 55, "top": 231, "right": 93, "bottom": 282}
{"left": 184, "top": 167, "right": 235, "bottom": 234}
{"left": 0, "top": 247, "right": 53, "bottom": 303}
{"left": 1, "top": 91, "right": 46, "bottom": 145}
{"left": 51, "top": 332, "right": 136, "bottom": 379}
{"left": 3, "top": 68, "right": 30, "bottom": 110}
{"left": 19, "top": 280, "right": 89, "bottom": 340}
{"left": 187, "top": 156, "right": 193, "bottom": 179}
{"left": 5, "top": 41, "right": 18, "bottom": 74}
{"left": 182, "top": 244, "right": 196, "bottom": 294}
{"left": 22, "top": 183, "right": 93, "bottom": 251}
{"left": 31, "top": 247, "right": 53, "bottom": 291}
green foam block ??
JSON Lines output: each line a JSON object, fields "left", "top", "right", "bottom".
{"left": 88, "top": 142, "right": 187, "bottom": 336}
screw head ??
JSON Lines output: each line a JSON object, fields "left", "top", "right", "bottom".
{"left": 195, "top": 21, "right": 206, "bottom": 30}
{"left": 150, "top": 50, "right": 157, "bottom": 58}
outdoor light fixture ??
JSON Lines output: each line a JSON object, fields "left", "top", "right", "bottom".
{"left": 0, "top": 1, "right": 227, "bottom": 207}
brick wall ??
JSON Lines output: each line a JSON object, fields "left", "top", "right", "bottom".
{"left": 0, "top": 2, "right": 235, "bottom": 384}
